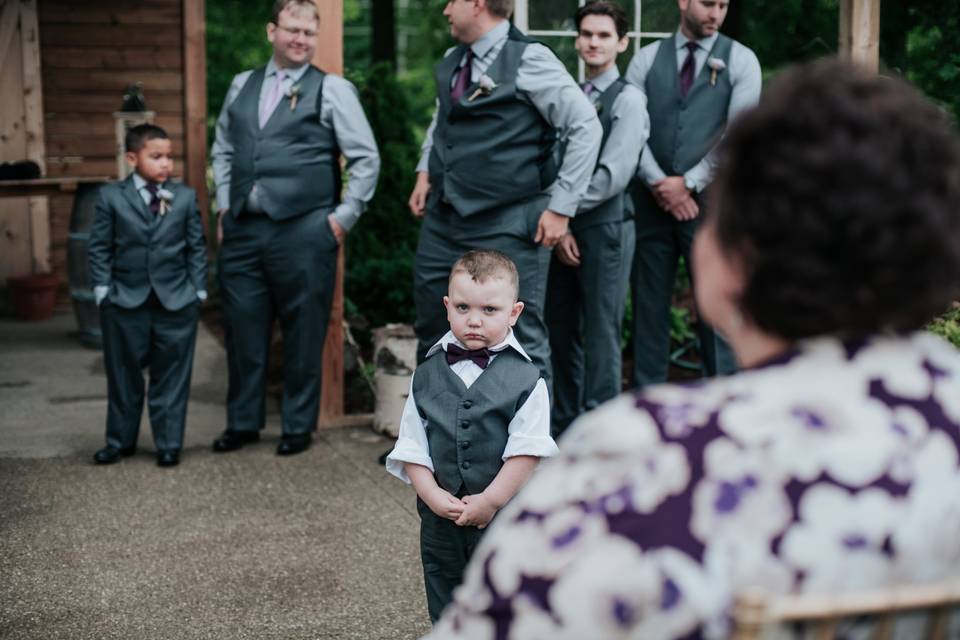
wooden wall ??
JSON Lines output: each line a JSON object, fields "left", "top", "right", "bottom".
{"left": 36, "top": 0, "right": 206, "bottom": 297}
{"left": 0, "top": 0, "right": 48, "bottom": 283}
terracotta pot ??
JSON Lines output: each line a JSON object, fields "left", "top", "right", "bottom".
{"left": 7, "top": 273, "right": 60, "bottom": 321}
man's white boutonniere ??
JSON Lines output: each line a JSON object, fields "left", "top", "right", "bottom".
{"left": 287, "top": 82, "right": 303, "bottom": 110}
{"left": 468, "top": 74, "right": 497, "bottom": 101}
{"left": 157, "top": 187, "right": 174, "bottom": 216}
{"left": 707, "top": 57, "right": 726, "bottom": 86}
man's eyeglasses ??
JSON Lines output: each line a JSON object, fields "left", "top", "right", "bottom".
{"left": 276, "top": 24, "right": 318, "bottom": 38}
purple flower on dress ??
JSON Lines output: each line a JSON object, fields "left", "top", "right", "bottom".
{"left": 791, "top": 407, "right": 828, "bottom": 430}
{"left": 714, "top": 475, "right": 757, "bottom": 513}
{"left": 612, "top": 597, "right": 635, "bottom": 626}
{"left": 842, "top": 534, "right": 869, "bottom": 549}
{"left": 661, "top": 578, "right": 681, "bottom": 610}
{"left": 552, "top": 526, "right": 582, "bottom": 548}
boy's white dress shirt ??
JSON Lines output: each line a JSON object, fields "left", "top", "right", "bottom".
{"left": 385, "top": 329, "right": 559, "bottom": 484}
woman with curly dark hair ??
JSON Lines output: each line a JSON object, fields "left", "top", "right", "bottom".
{"left": 425, "top": 61, "right": 960, "bottom": 639}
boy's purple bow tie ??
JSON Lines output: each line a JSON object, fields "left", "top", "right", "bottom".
{"left": 445, "top": 343, "right": 491, "bottom": 369}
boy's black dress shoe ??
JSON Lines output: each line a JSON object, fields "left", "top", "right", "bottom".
{"left": 93, "top": 445, "right": 136, "bottom": 464}
{"left": 212, "top": 430, "right": 260, "bottom": 452}
{"left": 277, "top": 433, "right": 311, "bottom": 456}
{"left": 156, "top": 450, "right": 180, "bottom": 467}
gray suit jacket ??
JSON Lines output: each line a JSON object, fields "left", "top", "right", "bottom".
{"left": 88, "top": 176, "right": 207, "bottom": 311}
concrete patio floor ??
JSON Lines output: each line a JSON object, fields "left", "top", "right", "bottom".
{"left": 0, "top": 311, "right": 430, "bottom": 639}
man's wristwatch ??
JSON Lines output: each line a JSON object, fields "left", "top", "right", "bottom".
{"left": 684, "top": 176, "right": 697, "bottom": 193}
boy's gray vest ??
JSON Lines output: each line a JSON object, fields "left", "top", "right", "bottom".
{"left": 572, "top": 77, "right": 632, "bottom": 233}
{"left": 227, "top": 65, "right": 341, "bottom": 220}
{"left": 428, "top": 26, "right": 558, "bottom": 217}
{"left": 413, "top": 347, "right": 541, "bottom": 496}
{"left": 644, "top": 34, "right": 734, "bottom": 178}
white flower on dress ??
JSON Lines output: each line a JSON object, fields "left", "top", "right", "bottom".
{"left": 643, "top": 381, "right": 730, "bottom": 437}
{"left": 781, "top": 484, "right": 903, "bottom": 590}
{"left": 851, "top": 334, "right": 934, "bottom": 400}
{"left": 892, "top": 431, "right": 960, "bottom": 581}
{"left": 546, "top": 538, "right": 672, "bottom": 639}
{"left": 519, "top": 397, "right": 689, "bottom": 514}
{"left": 719, "top": 349, "right": 902, "bottom": 486}
{"left": 915, "top": 332, "right": 960, "bottom": 426}
{"left": 691, "top": 439, "right": 792, "bottom": 545}
{"left": 483, "top": 504, "right": 611, "bottom": 595}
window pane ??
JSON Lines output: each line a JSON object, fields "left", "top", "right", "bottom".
{"left": 640, "top": 0, "right": 677, "bottom": 34}
{"left": 529, "top": 1, "right": 579, "bottom": 31}
{"left": 536, "top": 35, "right": 579, "bottom": 78}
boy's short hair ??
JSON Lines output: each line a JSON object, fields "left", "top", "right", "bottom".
{"left": 576, "top": 1, "right": 629, "bottom": 39}
{"left": 125, "top": 124, "right": 169, "bottom": 153}
{"left": 271, "top": 0, "right": 319, "bottom": 24}
{"left": 450, "top": 250, "right": 520, "bottom": 299}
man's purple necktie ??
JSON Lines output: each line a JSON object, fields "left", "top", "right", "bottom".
{"left": 450, "top": 49, "right": 474, "bottom": 102}
{"left": 446, "top": 343, "right": 491, "bottom": 369}
{"left": 145, "top": 183, "right": 160, "bottom": 216}
{"left": 679, "top": 42, "right": 698, "bottom": 98}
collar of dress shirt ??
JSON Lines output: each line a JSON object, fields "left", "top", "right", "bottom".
{"left": 586, "top": 65, "right": 621, "bottom": 94}
{"left": 131, "top": 172, "right": 162, "bottom": 193}
{"left": 468, "top": 19, "right": 510, "bottom": 62}
{"left": 675, "top": 29, "right": 719, "bottom": 53}
{"left": 426, "top": 329, "right": 533, "bottom": 363}
{"left": 266, "top": 57, "right": 310, "bottom": 83}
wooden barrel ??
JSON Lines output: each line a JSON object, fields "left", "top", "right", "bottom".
{"left": 67, "top": 182, "right": 107, "bottom": 348}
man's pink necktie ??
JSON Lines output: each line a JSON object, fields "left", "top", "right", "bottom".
{"left": 259, "top": 72, "right": 286, "bottom": 129}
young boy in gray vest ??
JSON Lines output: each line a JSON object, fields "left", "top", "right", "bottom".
{"left": 88, "top": 124, "right": 208, "bottom": 468}
{"left": 386, "top": 249, "right": 559, "bottom": 623}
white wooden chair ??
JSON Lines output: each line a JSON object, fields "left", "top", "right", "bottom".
{"left": 732, "top": 582, "right": 960, "bottom": 640}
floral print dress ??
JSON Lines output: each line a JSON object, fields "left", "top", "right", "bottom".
{"left": 426, "top": 332, "right": 960, "bottom": 639}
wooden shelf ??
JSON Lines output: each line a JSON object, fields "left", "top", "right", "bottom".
{"left": 0, "top": 177, "right": 110, "bottom": 198}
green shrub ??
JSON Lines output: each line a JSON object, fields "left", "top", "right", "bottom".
{"left": 928, "top": 306, "right": 960, "bottom": 349}
{"left": 345, "top": 63, "right": 421, "bottom": 334}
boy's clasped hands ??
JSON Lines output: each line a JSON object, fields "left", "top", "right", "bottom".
{"left": 424, "top": 486, "right": 500, "bottom": 529}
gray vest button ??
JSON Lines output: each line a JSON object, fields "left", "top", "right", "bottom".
{"left": 460, "top": 420, "right": 470, "bottom": 429}
{"left": 462, "top": 400, "right": 472, "bottom": 409}
{"left": 460, "top": 441, "right": 471, "bottom": 449}
{"left": 461, "top": 461, "right": 471, "bottom": 470}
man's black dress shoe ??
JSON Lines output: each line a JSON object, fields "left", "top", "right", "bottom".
{"left": 212, "top": 430, "right": 260, "bottom": 452}
{"left": 93, "top": 445, "right": 136, "bottom": 464}
{"left": 277, "top": 433, "right": 312, "bottom": 456}
{"left": 156, "top": 449, "right": 180, "bottom": 467}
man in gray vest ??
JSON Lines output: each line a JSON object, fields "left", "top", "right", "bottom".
{"left": 407, "top": 0, "right": 602, "bottom": 388}
{"left": 546, "top": 1, "right": 648, "bottom": 437}
{"left": 210, "top": 0, "right": 380, "bottom": 455}
{"left": 626, "top": 0, "right": 760, "bottom": 388}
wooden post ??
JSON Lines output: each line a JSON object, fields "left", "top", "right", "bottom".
{"left": 312, "top": 0, "right": 345, "bottom": 425}
{"left": 19, "top": 0, "right": 50, "bottom": 275}
{"left": 182, "top": 0, "right": 208, "bottom": 226}
{"left": 838, "top": 0, "right": 881, "bottom": 73}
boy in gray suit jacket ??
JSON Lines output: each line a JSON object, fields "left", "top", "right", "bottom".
{"left": 88, "top": 124, "right": 208, "bottom": 467}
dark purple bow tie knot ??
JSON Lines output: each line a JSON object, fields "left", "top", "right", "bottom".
{"left": 446, "top": 343, "right": 491, "bottom": 369}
